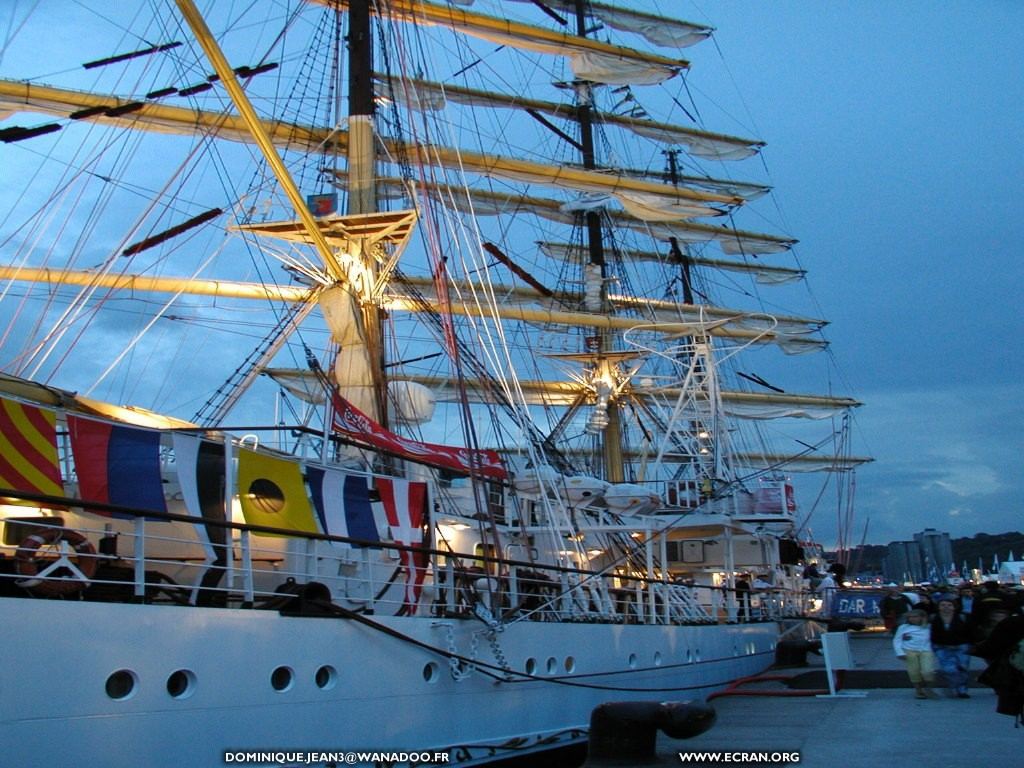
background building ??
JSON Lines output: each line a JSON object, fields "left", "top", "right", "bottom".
{"left": 884, "top": 540, "right": 924, "bottom": 583}
{"left": 882, "top": 528, "right": 953, "bottom": 583}
{"left": 915, "top": 528, "right": 954, "bottom": 580}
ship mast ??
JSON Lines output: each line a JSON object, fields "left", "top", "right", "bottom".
{"left": 573, "top": 0, "right": 624, "bottom": 483}
{"left": 665, "top": 150, "right": 696, "bottom": 305}
{"left": 177, "top": 0, "right": 388, "bottom": 425}
{"left": 321, "top": 0, "right": 388, "bottom": 425}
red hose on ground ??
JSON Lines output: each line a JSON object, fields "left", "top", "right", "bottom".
{"left": 707, "top": 670, "right": 840, "bottom": 700}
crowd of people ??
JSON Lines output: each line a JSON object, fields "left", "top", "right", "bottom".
{"left": 887, "top": 581, "right": 1024, "bottom": 720}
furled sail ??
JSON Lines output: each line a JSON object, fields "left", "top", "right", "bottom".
{"left": 503, "top": 0, "right": 714, "bottom": 49}
{"left": 323, "top": 0, "right": 687, "bottom": 86}
{"left": 407, "top": 144, "right": 738, "bottom": 216}
{"left": 323, "top": 170, "right": 793, "bottom": 254}
{"left": 390, "top": 275, "right": 826, "bottom": 340}
{"left": 376, "top": 75, "right": 765, "bottom": 161}
{"left": 0, "top": 79, "right": 738, "bottom": 219}
{"left": 537, "top": 243, "right": 804, "bottom": 285}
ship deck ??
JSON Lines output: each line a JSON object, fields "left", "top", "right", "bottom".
{"left": 657, "top": 629, "right": 1018, "bottom": 767}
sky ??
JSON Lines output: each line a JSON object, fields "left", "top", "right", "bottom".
{"left": 0, "top": 1, "right": 1022, "bottom": 549}
{"left": 676, "top": 2, "right": 1024, "bottom": 546}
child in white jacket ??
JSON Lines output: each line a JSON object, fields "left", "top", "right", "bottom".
{"left": 893, "top": 608, "right": 938, "bottom": 699}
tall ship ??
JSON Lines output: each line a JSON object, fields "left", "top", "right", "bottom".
{"left": 0, "top": 2, "right": 869, "bottom": 766}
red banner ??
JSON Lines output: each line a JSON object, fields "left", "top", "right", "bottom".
{"left": 330, "top": 391, "right": 507, "bottom": 480}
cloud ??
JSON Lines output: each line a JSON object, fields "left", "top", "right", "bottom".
{"left": 842, "top": 383, "right": 1022, "bottom": 543}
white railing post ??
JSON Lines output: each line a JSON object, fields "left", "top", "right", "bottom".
{"left": 223, "top": 438, "right": 235, "bottom": 603}
{"left": 133, "top": 517, "right": 146, "bottom": 599}
{"left": 445, "top": 559, "right": 455, "bottom": 614}
{"left": 645, "top": 534, "right": 657, "bottom": 624}
{"left": 659, "top": 533, "right": 670, "bottom": 624}
{"left": 364, "top": 548, "right": 375, "bottom": 612}
{"left": 240, "top": 529, "right": 254, "bottom": 605}
{"left": 508, "top": 566, "right": 519, "bottom": 613}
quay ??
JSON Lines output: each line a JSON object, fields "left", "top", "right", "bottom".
{"left": 656, "top": 629, "right": 1020, "bottom": 767}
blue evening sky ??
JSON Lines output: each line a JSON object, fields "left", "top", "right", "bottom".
{"left": 1, "top": 2, "right": 1021, "bottom": 549}
{"left": 680, "top": 1, "right": 1024, "bottom": 546}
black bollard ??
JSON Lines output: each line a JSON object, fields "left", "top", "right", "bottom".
{"left": 774, "top": 638, "right": 822, "bottom": 666}
{"left": 583, "top": 700, "right": 716, "bottom": 766}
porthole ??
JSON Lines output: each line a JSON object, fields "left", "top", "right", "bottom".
{"left": 628, "top": 653, "right": 638, "bottom": 669}
{"left": 653, "top": 651, "right": 663, "bottom": 667}
{"left": 546, "top": 657, "right": 557, "bottom": 675}
{"left": 271, "top": 666, "right": 294, "bottom": 692}
{"left": 423, "top": 662, "right": 440, "bottom": 683}
{"left": 525, "top": 658, "right": 537, "bottom": 675}
{"left": 564, "top": 656, "right": 576, "bottom": 674}
{"left": 166, "top": 669, "right": 196, "bottom": 699}
{"left": 105, "top": 669, "right": 137, "bottom": 700}
{"left": 315, "top": 665, "right": 337, "bottom": 690}
{"left": 686, "top": 649, "right": 694, "bottom": 664}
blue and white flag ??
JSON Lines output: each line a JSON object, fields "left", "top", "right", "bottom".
{"left": 306, "top": 467, "right": 380, "bottom": 546}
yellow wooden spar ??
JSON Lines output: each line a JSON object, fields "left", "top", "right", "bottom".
{"left": 173, "top": 0, "right": 347, "bottom": 283}
{"left": 0, "top": 267, "right": 311, "bottom": 302}
{"left": 309, "top": 371, "right": 862, "bottom": 416}
{"left": 0, "top": 265, "right": 825, "bottom": 351}
{"left": 0, "top": 78, "right": 741, "bottom": 213}
{"left": 554, "top": 446, "right": 872, "bottom": 471}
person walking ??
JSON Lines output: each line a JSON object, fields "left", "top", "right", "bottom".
{"left": 893, "top": 608, "right": 938, "bottom": 699}
{"left": 930, "top": 594, "right": 973, "bottom": 698}
{"left": 974, "top": 602, "right": 1024, "bottom": 722}
{"left": 880, "top": 589, "right": 912, "bottom": 635}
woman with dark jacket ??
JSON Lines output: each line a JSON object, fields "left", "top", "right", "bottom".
{"left": 929, "top": 594, "right": 973, "bottom": 697}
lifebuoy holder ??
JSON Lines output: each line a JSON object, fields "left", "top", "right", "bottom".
{"left": 15, "top": 527, "right": 98, "bottom": 597}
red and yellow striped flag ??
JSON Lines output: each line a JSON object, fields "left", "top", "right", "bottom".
{"left": 0, "top": 397, "right": 63, "bottom": 498}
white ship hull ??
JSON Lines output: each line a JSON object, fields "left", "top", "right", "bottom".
{"left": 1, "top": 597, "right": 777, "bottom": 767}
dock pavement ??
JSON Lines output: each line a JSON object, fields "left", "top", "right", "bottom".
{"left": 660, "top": 629, "right": 1020, "bottom": 768}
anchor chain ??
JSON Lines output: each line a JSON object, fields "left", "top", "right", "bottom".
{"left": 486, "top": 627, "right": 513, "bottom": 679}
{"left": 438, "top": 621, "right": 479, "bottom": 681}
{"left": 469, "top": 598, "right": 515, "bottom": 680}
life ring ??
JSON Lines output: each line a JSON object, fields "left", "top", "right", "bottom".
{"left": 15, "top": 527, "right": 98, "bottom": 597}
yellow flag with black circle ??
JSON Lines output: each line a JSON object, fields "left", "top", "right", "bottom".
{"left": 236, "top": 448, "right": 318, "bottom": 536}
